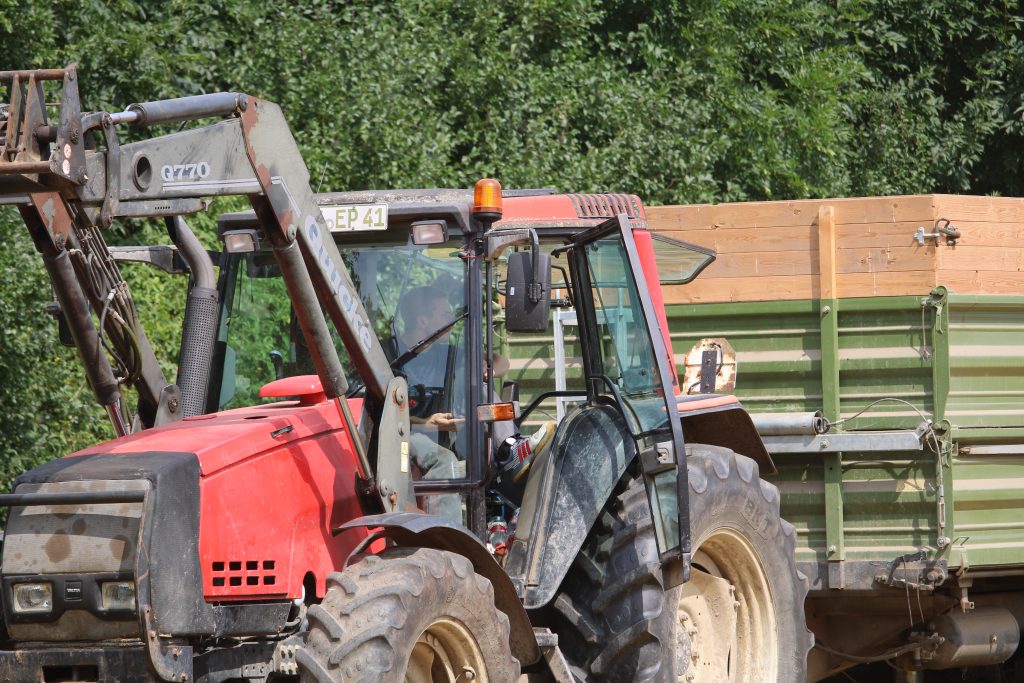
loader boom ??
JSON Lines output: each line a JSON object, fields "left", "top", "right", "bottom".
{"left": 0, "top": 65, "right": 406, "bottom": 509}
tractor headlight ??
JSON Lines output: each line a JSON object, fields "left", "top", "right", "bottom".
{"left": 12, "top": 582, "right": 53, "bottom": 614}
{"left": 100, "top": 580, "right": 136, "bottom": 611}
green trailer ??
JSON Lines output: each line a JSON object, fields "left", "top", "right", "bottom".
{"left": 507, "top": 194, "right": 1024, "bottom": 680}
{"left": 667, "top": 289, "right": 1024, "bottom": 681}
{"left": 657, "top": 195, "right": 1024, "bottom": 681}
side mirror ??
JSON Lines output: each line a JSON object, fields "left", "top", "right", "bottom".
{"left": 506, "top": 251, "right": 551, "bottom": 332}
{"left": 500, "top": 380, "right": 520, "bottom": 403}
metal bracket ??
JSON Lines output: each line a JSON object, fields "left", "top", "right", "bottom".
{"left": 532, "top": 629, "right": 574, "bottom": 683}
{"left": 142, "top": 608, "right": 193, "bottom": 682}
{"left": 874, "top": 550, "right": 948, "bottom": 593}
{"left": 761, "top": 429, "right": 924, "bottom": 454}
{"left": 699, "top": 349, "right": 718, "bottom": 393}
{"left": 914, "top": 218, "right": 960, "bottom": 247}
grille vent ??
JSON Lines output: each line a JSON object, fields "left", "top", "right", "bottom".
{"left": 569, "top": 193, "right": 643, "bottom": 219}
{"left": 211, "top": 559, "right": 276, "bottom": 587}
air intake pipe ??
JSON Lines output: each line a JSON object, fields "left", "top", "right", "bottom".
{"left": 166, "top": 216, "right": 218, "bottom": 418}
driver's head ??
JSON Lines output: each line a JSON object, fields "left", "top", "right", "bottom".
{"left": 398, "top": 285, "right": 452, "bottom": 338}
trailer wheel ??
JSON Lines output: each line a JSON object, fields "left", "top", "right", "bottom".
{"left": 297, "top": 547, "right": 519, "bottom": 683}
{"left": 553, "top": 444, "right": 812, "bottom": 682}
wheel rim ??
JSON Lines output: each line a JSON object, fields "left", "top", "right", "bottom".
{"left": 677, "top": 528, "right": 777, "bottom": 682}
{"left": 406, "top": 616, "right": 488, "bottom": 683}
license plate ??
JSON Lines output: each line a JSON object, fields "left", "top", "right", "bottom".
{"left": 320, "top": 204, "right": 388, "bottom": 232}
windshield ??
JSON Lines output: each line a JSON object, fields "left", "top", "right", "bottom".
{"left": 215, "top": 231, "right": 473, "bottom": 520}
{"left": 218, "top": 234, "right": 467, "bottom": 432}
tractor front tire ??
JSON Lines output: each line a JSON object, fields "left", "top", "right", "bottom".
{"left": 297, "top": 547, "right": 519, "bottom": 683}
{"left": 553, "top": 444, "right": 812, "bottom": 682}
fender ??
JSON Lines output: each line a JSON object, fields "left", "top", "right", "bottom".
{"left": 676, "top": 394, "right": 776, "bottom": 474}
{"left": 503, "top": 403, "right": 636, "bottom": 610}
{"left": 336, "top": 513, "right": 541, "bottom": 667}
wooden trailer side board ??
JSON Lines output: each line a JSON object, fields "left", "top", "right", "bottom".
{"left": 648, "top": 194, "right": 1024, "bottom": 303}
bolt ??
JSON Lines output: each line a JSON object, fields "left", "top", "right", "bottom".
{"left": 180, "top": 674, "right": 188, "bottom": 682}
{"left": 991, "top": 635, "right": 998, "bottom": 644}
{"left": 172, "top": 647, "right": 180, "bottom": 659}
{"left": 462, "top": 667, "right": 476, "bottom": 680}
{"left": 687, "top": 627, "right": 698, "bottom": 637}
{"left": 680, "top": 613, "right": 689, "bottom": 622}
{"left": 828, "top": 544, "right": 837, "bottom": 556}
{"left": 686, "top": 673, "right": 695, "bottom": 682}
{"left": 393, "top": 386, "right": 406, "bottom": 405}
{"left": 691, "top": 651, "right": 700, "bottom": 661}
{"left": 168, "top": 397, "right": 179, "bottom": 414}
{"left": 69, "top": 127, "right": 80, "bottom": 144}
{"left": 820, "top": 439, "right": 830, "bottom": 449}
{"left": 388, "top": 492, "right": 398, "bottom": 508}
{"left": 821, "top": 305, "right": 831, "bottom": 315}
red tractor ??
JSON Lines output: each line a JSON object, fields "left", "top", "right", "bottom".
{"left": 0, "top": 66, "right": 810, "bottom": 682}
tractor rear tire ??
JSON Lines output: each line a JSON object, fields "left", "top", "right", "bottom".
{"left": 297, "top": 547, "right": 520, "bottom": 683}
{"left": 552, "top": 444, "right": 812, "bottom": 682}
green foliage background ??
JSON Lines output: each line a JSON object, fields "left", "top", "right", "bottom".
{"left": 1, "top": 1, "right": 1023, "bottom": 489}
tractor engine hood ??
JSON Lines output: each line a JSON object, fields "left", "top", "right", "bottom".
{"left": 71, "top": 397, "right": 355, "bottom": 477}
{"left": 1, "top": 395, "right": 354, "bottom": 642}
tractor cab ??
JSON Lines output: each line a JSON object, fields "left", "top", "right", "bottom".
{"left": 208, "top": 187, "right": 718, "bottom": 568}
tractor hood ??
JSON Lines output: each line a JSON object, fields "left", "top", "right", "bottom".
{"left": 70, "top": 397, "right": 361, "bottom": 477}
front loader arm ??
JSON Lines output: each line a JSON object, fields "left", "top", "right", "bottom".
{"left": 1, "top": 65, "right": 407, "bottom": 509}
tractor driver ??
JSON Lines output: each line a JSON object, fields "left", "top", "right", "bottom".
{"left": 394, "top": 286, "right": 464, "bottom": 519}
{"left": 395, "top": 285, "right": 463, "bottom": 436}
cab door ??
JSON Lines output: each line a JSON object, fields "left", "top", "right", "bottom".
{"left": 566, "top": 214, "right": 690, "bottom": 584}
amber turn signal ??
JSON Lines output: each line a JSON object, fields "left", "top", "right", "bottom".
{"left": 476, "top": 402, "right": 517, "bottom": 423}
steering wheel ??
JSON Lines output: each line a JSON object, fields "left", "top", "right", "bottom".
{"left": 407, "top": 383, "right": 446, "bottom": 420}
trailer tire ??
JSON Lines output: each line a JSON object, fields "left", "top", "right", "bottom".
{"left": 553, "top": 444, "right": 812, "bottom": 682}
{"left": 297, "top": 547, "right": 520, "bottom": 683}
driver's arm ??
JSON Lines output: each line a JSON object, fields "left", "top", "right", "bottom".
{"left": 413, "top": 412, "right": 462, "bottom": 431}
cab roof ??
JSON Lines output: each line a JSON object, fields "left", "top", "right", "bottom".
{"left": 217, "top": 189, "right": 647, "bottom": 239}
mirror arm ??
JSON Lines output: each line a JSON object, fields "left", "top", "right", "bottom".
{"left": 527, "top": 229, "right": 543, "bottom": 303}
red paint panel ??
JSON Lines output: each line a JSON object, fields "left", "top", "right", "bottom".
{"left": 633, "top": 228, "right": 679, "bottom": 391}
{"left": 198, "top": 426, "right": 368, "bottom": 600}
{"left": 501, "top": 195, "right": 580, "bottom": 223}
{"left": 75, "top": 399, "right": 370, "bottom": 600}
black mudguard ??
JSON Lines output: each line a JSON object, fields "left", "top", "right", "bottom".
{"left": 503, "top": 403, "right": 636, "bottom": 611}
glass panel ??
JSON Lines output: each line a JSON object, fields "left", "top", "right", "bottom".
{"left": 494, "top": 248, "right": 584, "bottom": 426}
{"left": 585, "top": 236, "right": 669, "bottom": 436}
{"left": 221, "top": 235, "right": 471, "bottom": 501}
{"left": 221, "top": 259, "right": 291, "bottom": 410}
{"left": 650, "top": 233, "right": 715, "bottom": 285}
{"left": 336, "top": 237, "right": 468, "bottom": 521}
